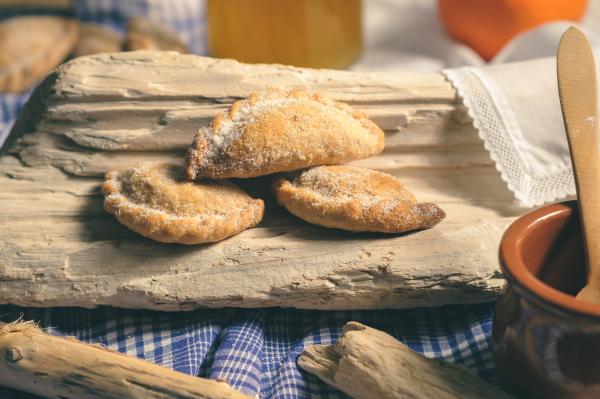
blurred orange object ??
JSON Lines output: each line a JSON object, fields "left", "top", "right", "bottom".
{"left": 207, "top": 0, "right": 362, "bottom": 69}
{"left": 438, "top": 0, "right": 587, "bottom": 60}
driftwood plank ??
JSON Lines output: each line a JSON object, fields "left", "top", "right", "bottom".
{"left": 298, "top": 322, "right": 514, "bottom": 399}
{"left": 0, "top": 321, "right": 251, "bottom": 399}
{"left": 0, "top": 52, "right": 521, "bottom": 310}
{"left": 9, "top": 52, "right": 477, "bottom": 160}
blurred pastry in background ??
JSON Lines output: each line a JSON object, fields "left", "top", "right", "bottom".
{"left": 124, "top": 17, "right": 189, "bottom": 53}
{"left": 73, "top": 23, "right": 121, "bottom": 57}
{"left": 0, "top": 16, "right": 79, "bottom": 93}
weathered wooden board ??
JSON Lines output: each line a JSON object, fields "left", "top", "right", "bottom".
{"left": 0, "top": 52, "right": 521, "bottom": 310}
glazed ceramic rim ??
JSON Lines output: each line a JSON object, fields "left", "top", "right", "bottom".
{"left": 500, "top": 201, "right": 600, "bottom": 318}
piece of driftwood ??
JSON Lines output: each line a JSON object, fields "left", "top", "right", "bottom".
{"left": 0, "top": 320, "right": 250, "bottom": 399}
{"left": 298, "top": 321, "right": 514, "bottom": 399}
{"left": 0, "top": 52, "right": 521, "bottom": 310}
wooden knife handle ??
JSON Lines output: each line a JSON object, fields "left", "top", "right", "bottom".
{"left": 558, "top": 27, "right": 600, "bottom": 290}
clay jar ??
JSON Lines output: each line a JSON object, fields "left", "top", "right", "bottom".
{"left": 496, "top": 201, "right": 600, "bottom": 399}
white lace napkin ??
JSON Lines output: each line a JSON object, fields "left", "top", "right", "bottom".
{"left": 443, "top": 22, "right": 600, "bottom": 207}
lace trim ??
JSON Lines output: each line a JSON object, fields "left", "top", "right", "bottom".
{"left": 442, "top": 67, "right": 575, "bottom": 207}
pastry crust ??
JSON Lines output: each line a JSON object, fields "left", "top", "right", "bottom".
{"left": 186, "top": 89, "right": 385, "bottom": 180}
{"left": 273, "top": 166, "right": 445, "bottom": 233}
{"left": 102, "top": 162, "right": 264, "bottom": 244}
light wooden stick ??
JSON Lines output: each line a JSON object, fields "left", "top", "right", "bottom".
{"left": 298, "top": 321, "right": 514, "bottom": 399}
{"left": 0, "top": 321, "right": 250, "bottom": 399}
{"left": 557, "top": 27, "right": 600, "bottom": 304}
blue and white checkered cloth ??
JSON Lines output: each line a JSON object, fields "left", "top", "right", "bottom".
{"left": 0, "top": 2, "right": 501, "bottom": 398}
{"left": 0, "top": 304, "right": 498, "bottom": 399}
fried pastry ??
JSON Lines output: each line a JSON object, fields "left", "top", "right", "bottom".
{"left": 102, "top": 162, "right": 264, "bottom": 244}
{"left": 186, "top": 89, "right": 385, "bottom": 180}
{"left": 273, "top": 166, "right": 445, "bottom": 233}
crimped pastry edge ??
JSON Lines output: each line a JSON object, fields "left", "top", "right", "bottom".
{"left": 185, "top": 89, "right": 385, "bottom": 180}
{"left": 272, "top": 172, "right": 445, "bottom": 233}
{"left": 102, "top": 168, "right": 264, "bottom": 244}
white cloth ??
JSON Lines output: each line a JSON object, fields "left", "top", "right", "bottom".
{"left": 443, "top": 22, "right": 600, "bottom": 206}
{"left": 444, "top": 56, "right": 573, "bottom": 206}
{"left": 354, "top": 1, "right": 600, "bottom": 207}
{"left": 352, "top": 0, "right": 484, "bottom": 73}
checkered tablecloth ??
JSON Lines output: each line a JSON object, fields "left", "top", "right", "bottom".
{"left": 0, "top": 1, "right": 501, "bottom": 398}
{"left": 0, "top": 304, "right": 498, "bottom": 399}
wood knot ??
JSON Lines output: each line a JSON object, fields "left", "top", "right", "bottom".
{"left": 5, "top": 347, "right": 23, "bottom": 363}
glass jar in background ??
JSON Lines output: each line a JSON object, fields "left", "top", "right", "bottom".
{"left": 206, "top": 0, "right": 362, "bottom": 69}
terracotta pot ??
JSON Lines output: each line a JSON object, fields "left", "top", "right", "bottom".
{"left": 495, "top": 200, "right": 600, "bottom": 399}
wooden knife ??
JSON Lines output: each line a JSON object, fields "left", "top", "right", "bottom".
{"left": 557, "top": 26, "right": 600, "bottom": 304}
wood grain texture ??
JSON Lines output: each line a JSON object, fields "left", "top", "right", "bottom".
{"left": 0, "top": 321, "right": 250, "bottom": 399}
{"left": 298, "top": 321, "right": 514, "bottom": 399}
{"left": 557, "top": 27, "right": 600, "bottom": 303}
{"left": 0, "top": 52, "right": 522, "bottom": 310}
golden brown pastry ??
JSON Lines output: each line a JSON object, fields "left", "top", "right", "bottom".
{"left": 102, "top": 162, "right": 264, "bottom": 244}
{"left": 186, "top": 89, "right": 385, "bottom": 180}
{"left": 0, "top": 16, "right": 79, "bottom": 93}
{"left": 273, "top": 166, "right": 445, "bottom": 233}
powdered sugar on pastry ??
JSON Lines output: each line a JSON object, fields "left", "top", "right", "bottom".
{"left": 273, "top": 165, "right": 445, "bottom": 233}
{"left": 102, "top": 162, "right": 264, "bottom": 244}
{"left": 186, "top": 89, "right": 385, "bottom": 179}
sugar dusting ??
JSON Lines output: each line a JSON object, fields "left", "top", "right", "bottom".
{"left": 201, "top": 97, "right": 299, "bottom": 166}
{"left": 192, "top": 90, "right": 384, "bottom": 177}
{"left": 279, "top": 165, "right": 446, "bottom": 232}
{"left": 292, "top": 166, "right": 415, "bottom": 214}
{"left": 106, "top": 162, "right": 259, "bottom": 224}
